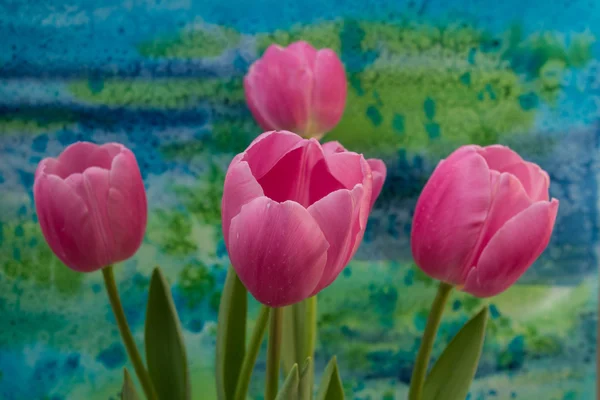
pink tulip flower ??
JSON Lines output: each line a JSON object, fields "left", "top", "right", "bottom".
{"left": 411, "top": 145, "right": 559, "bottom": 297}
{"left": 244, "top": 41, "right": 347, "bottom": 140}
{"left": 222, "top": 131, "right": 386, "bottom": 307}
{"left": 34, "top": 142, "right": 147, "bottom": 273}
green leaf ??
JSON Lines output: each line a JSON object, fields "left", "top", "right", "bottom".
{"left": 422, "top": 307, "right": 489, "bottom": 400}
{"left": 145, "top": 267, "right": 190, "bottom": 400}
{"left": 316, "top": 356, "right": 344, "bottom": 400}
{"left": 215, "top": 267, "right": 247, "bottom": 400}
{"left": 276, "top": 363, "right": 300, "bottom": 400}
{"left": 299, "top": 357, "right": 314, "bottom": 400}
{"left": 121, "top": 368, "right": 140, "bottom": 400}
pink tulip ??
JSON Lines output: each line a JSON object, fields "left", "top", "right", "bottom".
{"left": 244, "top": 41, "right": 347, "bottom": 140}
{"left": 411, "top": 145, "right": 559, "bottom": 297}
{"left": 34, "top": 142, "right": 147, "bottom": 273}
{"left": 222, "top": 131, "right": 386, "bottom": 307}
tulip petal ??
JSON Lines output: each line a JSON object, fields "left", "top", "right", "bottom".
{"left": 54, "top": 142, "right": 101, "bottom": 177}
{"left": 322, "top": 141, "right": 346, "bottom": 154}
{"left": 311, "top": 49, "right": 347, "bottom": 134}
{"left": 64, "top": 167, "right": 116, "bottom": 268}
{"left": 308, "top": 156, "right": 348, "bottom": 206}
{"left": 411, "top": 148, "right": 492, "bottom": 285}
{"left": 308, "top": 185, "right": 364, "bottom": 292}
{"left": 34, "top": 174, "right": 101, "bottom": 272}
{"left": 228, "top": 197, "right": 329, "bottom": 307}
{"left": 35, "top": 157, "right": 64, "bottom": 180}
{"left": 221, "top": 157, "right": 265, "bottom": 248}
{"left": 255, "top": 139, "right": 352, "bottom": 208}
{"left": 244, "top": 74, "right": 275, "bottom": 130}
{"left": 107, "top": 148, "right": 148, "bottom": 262}
{"left": 525, "top": 165, "right": 551, "bottom": 202}
{"left": 465, "top": 172, "right": 533, "bottom": 274}
{"left": 324, "top": 151, "right": 366, "bottom": 190}
{"left": 257, "top": 140, "right": 324, "bottom": 206}
{"left": 477, "top": 145, "right": 550, "bottom": 202}
{"left": 245, "top": 45, "right": 313, "bottom": 132}
{"left": 347, "top": 181, "right": 372, "bottom": 263}
{"left": 49, "top": 142, "right": 123, "bottom": 178}
{"left": 243, "top": 130, "right": 303, "bottom": 179}
{"left": 367, "top": 158, "right": 386, "bottom": 208}
{"left": 287, "top": 41, "right": 318, "bottom": 69}
{"left": 463, "top": 199, "right": 559, "bottom": 297}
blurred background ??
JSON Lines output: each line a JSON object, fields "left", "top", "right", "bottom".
{"left": 0, "top": 0, "right": 598, "bottom": 398}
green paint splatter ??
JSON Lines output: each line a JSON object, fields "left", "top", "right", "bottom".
{"left": 69, "top": 77, "right": 244, "bottom": 109}
{"left": 147, "top": 210, "right": 198, "bottom": 256}
{"left": 209, "top": 291, "right": 222, "bottom": 312}
{"left": 178, "top": 261, "right": 216, "bottom": 308}
{"left": 519, "top": 92, "right": 539, "bottom": 110}
{"left": 459, "top": 72, "right": 471, "bottom": 86}
{"left": 174, "top": 163, "right": 225, "bottom": 226}
{"left": 366, "top": 105, "right": 383, "bottom": 126}
{"left": 0, "top": 108, "right": 76, "bottom": 136}
{"left": 0, "top": 221, "right": 83, "bottom": 295}
{"left": 256, "top": 21, "right": 342, "bottom": 54}
{"left": 425, "top": 122, "right": 440, "bottom": 139}
{"left": 423, "top": 97, "right": 436, "bottom": 119}
{"left": 392, "top": 114, "right": 405, "bottom": 134}
{"left": 138, "top": 24, "right": 241, "bottom": 58}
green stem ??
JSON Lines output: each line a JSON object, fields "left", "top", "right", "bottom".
{"left": 304, "top": 296, "right": 317, "bottom": 362}
{"left": 265, "top": 307, "right": 283, "bottom": 400}
{"left": 234, "top": 306, "right": 271, "bottom": 400}
{"left": 102, "top": 266, "right": 158, "bottom": 400}
{"left": 408, "top": 281, "right": 453, "bottom": 400}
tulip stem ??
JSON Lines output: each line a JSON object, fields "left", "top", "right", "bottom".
{"left": 305, "top": 295, "right": 317, "bottom": 361}
{"left": 234, "top": 305, "right": 271, "bottom": 400}
{"left": 408, "top": 281, "right": 453, "bottom": 400}
{"left": 304, "top": 295, "right": 317, "bottom": 400}
{"left": 102, "top": 265, "right": 158, "bottom": 400}
{"left": 265, "top": 307, "right": 283, "bottom": 400}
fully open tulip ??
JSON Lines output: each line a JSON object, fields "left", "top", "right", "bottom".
{"left": 34, "top": 142, "right": 147, "bottom": 273}
{"left": 244, "top": 41, "right": 347, "bottom": 140}
{"left": 411, "top": 145, "right": 559, "bottom": 297}
{"left": 222, "top": 131, "right": 386, "bottom": 307}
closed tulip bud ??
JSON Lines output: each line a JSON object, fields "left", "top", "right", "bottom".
{"left": 222, "top": 131, "right": 386, "bottom": 307}
{"left": 411, "top": 145, "right": 559, "bottom": 297}
{"left": 34, "top": 142, "right": 147, "bottom": 273}
{"left": 244, "top": 41, "right": 347, "bottom": 140}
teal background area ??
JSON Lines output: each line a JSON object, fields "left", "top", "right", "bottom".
{"left": 0, "top": 0, "right": 598, "bottom": 398}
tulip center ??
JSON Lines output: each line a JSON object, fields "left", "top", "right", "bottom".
{"left": 252, "top": 145, "right": 346, "bottom": 208}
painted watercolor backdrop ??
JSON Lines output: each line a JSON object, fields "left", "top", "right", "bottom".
{"left": 0, "top": 0, "right": 598, "bottom": 399}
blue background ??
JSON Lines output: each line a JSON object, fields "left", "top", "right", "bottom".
{"left": 0, "top": 0, "right": 598, "bottom": 398}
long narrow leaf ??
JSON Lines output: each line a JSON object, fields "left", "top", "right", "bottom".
{"left": 316, "top": 356, "right": 344, "bottom": 400}
{"left": 122, "top": 368, "right": 140, "bottom": 400}
{"left": 275, "top": 364, "right": 300, "bottom": 400}
{"left": 422, "top": 307, "right": 489, "bottom": 400}
{"left": 145, "top": 267, "right": 190, "bottom": 400}
{"left": 299, "top": 357, "right": 314, "bottom": 400}
{"left": 216, "top": 267, "right": 248, "bottom": 400}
